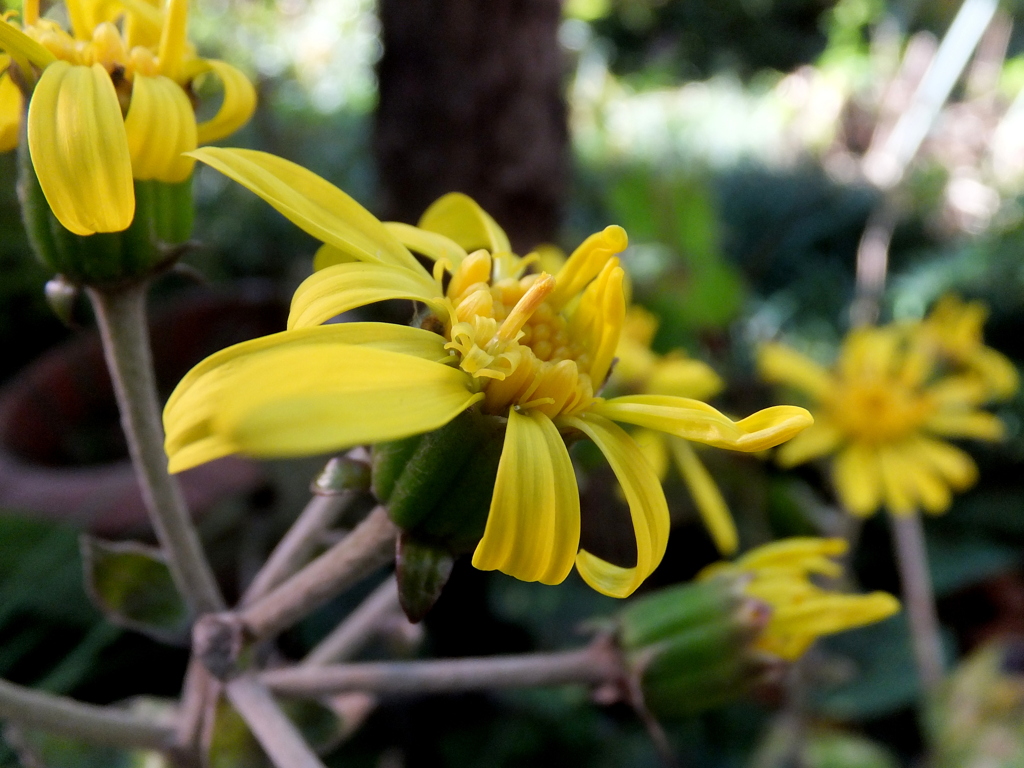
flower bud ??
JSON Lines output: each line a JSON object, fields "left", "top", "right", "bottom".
{"left": 619, "top": 538, "right": 900, "bottom": 718}
{"left": 18, "top": 139, "right": 194, "bottom": 287}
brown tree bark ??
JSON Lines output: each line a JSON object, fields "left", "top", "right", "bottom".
{"left": 374, "top": 0, "right": 568, "bottom": 252}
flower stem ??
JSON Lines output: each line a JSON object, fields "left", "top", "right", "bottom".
{"left": 88, "top": 284, "right": 224, "bottom": 615}
{"left": 302, "top": 575, "right": 401, "bottom": 666}
{"left": 0, "top": 677, "right": 174, "bottom": 751}
{"left": 224, "top": 676, "right": 327, "bottom": 768}
{"left": 890, "top": 512, "right": 944, "bottom": 691}
{"left": 260, "top": 642, "right": 623, "bottom": 697}
{"left": 238, "top": 506, "right": 397, "bottom": 641}
{"left": 241, "top": 491, "right": 356, "bottom": 606}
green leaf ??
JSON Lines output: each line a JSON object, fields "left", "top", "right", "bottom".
{"left": 80, "top": 537, "right": 190, "bottom": 644}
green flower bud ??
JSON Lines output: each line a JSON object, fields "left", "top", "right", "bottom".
{"left": 17, "top": 139, "right": 194, "bottom": 288}
{"left": 618, "top": 538, "right": 900, "bottom": 719}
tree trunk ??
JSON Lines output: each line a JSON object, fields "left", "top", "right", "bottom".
{"left": 374, "top": 0, "right": 567, "bottom": 252}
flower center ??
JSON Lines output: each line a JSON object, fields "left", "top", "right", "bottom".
{"left": 25, "top": 20, "right": 160, "bottom": 80}
{"left": 442, "top": 252, "right": 597, "bottom": 419}
{"left": 826, "top": 379, "right": 934, "bottom": 444}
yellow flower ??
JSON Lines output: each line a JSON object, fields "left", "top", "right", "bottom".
{"left": 759, "top": 325, "right": 1007, "bottom": 517}
{"left": 611, "top": 306, "right": 739, "bottom": 556}
{"left": 163, "top": 148, "right": 813, "bottom": 597}
{"left": 0, "top": 0, "right": 255, "bottom": 235}
{"left": 915, "top": 294, "right": 1019, "bottom": 402}
{"left": 700, "top": 538, "right": 900, "bottom": 660}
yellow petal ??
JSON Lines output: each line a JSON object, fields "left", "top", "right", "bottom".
{"left": 668, "top": 437, "right": 738, "bottom": 556}
{"left": 124, "top": 74, "right": 197, "bottom": 182}
{"left": 970, "top": 347, "right": 1019, "bottom": 400}
{"left": 550, "top": 225, "right": 628, "bottom": 311}
{"left": 28, "top": 62, "right": 135, "bottom": 235}
{"left": 64, "top": 0, "right": 94, "bottom": 39}
{"left": 417, "top": 192, "right": 510, "bottom": 254}
{"left": 288, "top": 261, "right": 445, "bottom": 330}
{"left": 0, "top": 70, "right": 22, "bottom": 153}
{"left": 190, "top": 59, "right": 257, "bottom": 144}
{"left": 839, "top": 327, "right": 901, "bottom": 380}
{"left": 22, "top": 0, "right": 39, "bottom": 25}
{"left": 645, "top": 355, "right": 724, "bottom": 400}
{"left": 908, "top": 436, "right": 978, "bottom": 491}
{"left": 832, "top": 443, "right": 882, "bottom": 516}
{"left": 562, "top": 413, "right": 670, "bottom": 598}
{"left": 925, "top": 409, "right": 1005, "bottom": 441}
{"left": 901, "top": 449, "right": 952, "bottom": 514}
{"left": 927, "top": 376, "right": 989, "bottom": 407}
{"left": 164, "top": 323, "right": 453, "bottom": 464}
{"left": 632, "top": 428, "right": 669, "bottom": 480}
{"left": 384, "top": 221, "right": 468, "bottom": 270}
{"left": 472, "top": 410, "right": 580, "bottom": 585}
{"left": 757, "top": 342, "right": 832, "bottom": 401}
{"left": 587, "top": 262, "right": 626, "bottom": 387}
{"left": 188, "top": 147, "right": 422, "bottom": 271}
{"left": 122, "top": 0, "right": 164, "bottom": 49}
{"left": 776, "top": 421, "right": 843, "bottom": 467}
{"left": 0, "top": 19, "right": 56, "bottom": 69}
{"left": 593, "top": 395, "right": 813, "bottom": 452}
{"left": 312, "top": 243, "right": 358, "bottom": 271}
{"left": 157, "top": 0, "right": 187, "bottom": 79}
{"left": 878, "top": 444, "right": 915, "bottom": 516}
{"left": 166, "top": 335, "right": 479, "bottom": 472}
{"left": 736, "top": 537, "right": 847, "bottom": 573}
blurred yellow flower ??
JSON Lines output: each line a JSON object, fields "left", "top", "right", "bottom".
{"left": 701, "top": 538, "right": 900, "bottom": 660}
{"left": 915, "top": 294, "right": 1018, "bottom": 402}
{"left": 612, "top": 306, "right": 739, "bottom": 556}
{"left": 759, "top": 324, "right": 1008, "bottom": 517}
{"left": 163, "top": 148, "right": 814, "bottom": 597}
{"left": 0, "top": 0, "right": 255, "bottom": 235}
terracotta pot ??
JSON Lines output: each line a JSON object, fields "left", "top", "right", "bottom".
{"left": 0, "top": 282, "right": 288, "bottom": 534}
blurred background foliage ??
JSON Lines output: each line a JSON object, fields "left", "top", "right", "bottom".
{"left": 4, "top": 0, "right": 1024, "bottom": 765}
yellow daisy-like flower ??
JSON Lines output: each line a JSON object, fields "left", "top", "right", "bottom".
{"left": 700, "top": 538, "right": 900, "bottom": 660}
{"left": 163, "top": 148, "right": 813, "bottom": 598}
{"left": 914, "top": 294, "right": 1019, "bottom": 402}
{"left": 759, "top": 324, "right": 1007, "bottom": 518}
{"left": 611, "top": 306, "right": 739, "bottom": 556}
{"left": 0, "top": 0, "right": 255, "bottom": 235}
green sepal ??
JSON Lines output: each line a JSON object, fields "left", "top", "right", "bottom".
{"left": 618, "top": 574, "right": 743, "bottom": 649}
{"left": 371, "top": 434, "right": 421, "bottom": 504}
{"left": 396, "top": 533, "right": 455, "bottom": 622}
{"left": 16, "top": 137, "right": 194, "bottom": 287}
{"left": 413, "top": 432, "right": 503, "bottom": 552}
{"left": 373, "top": 409, "right": 504, "bottom": 554}
{"left": 636, "top": 615, "right": 752, "bottom": 682}
{"left": 642, "top": 655, "right": 755, "bottom": 718}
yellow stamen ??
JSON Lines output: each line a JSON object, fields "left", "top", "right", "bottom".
{"left": 497, "top": 273, "right": 556, "bottom": 344}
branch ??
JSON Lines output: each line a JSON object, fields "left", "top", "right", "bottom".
{"left": 261, "top": 641, "right": 624, "bottom": 698}
{"left": 0, "top": 678, "right": 174, "bottom": 752}
{"left": 237, "top": 507, "right": 397, "bottom": 641}
{"left": 88, "top": 284, "right": 224, "bottom": 615}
